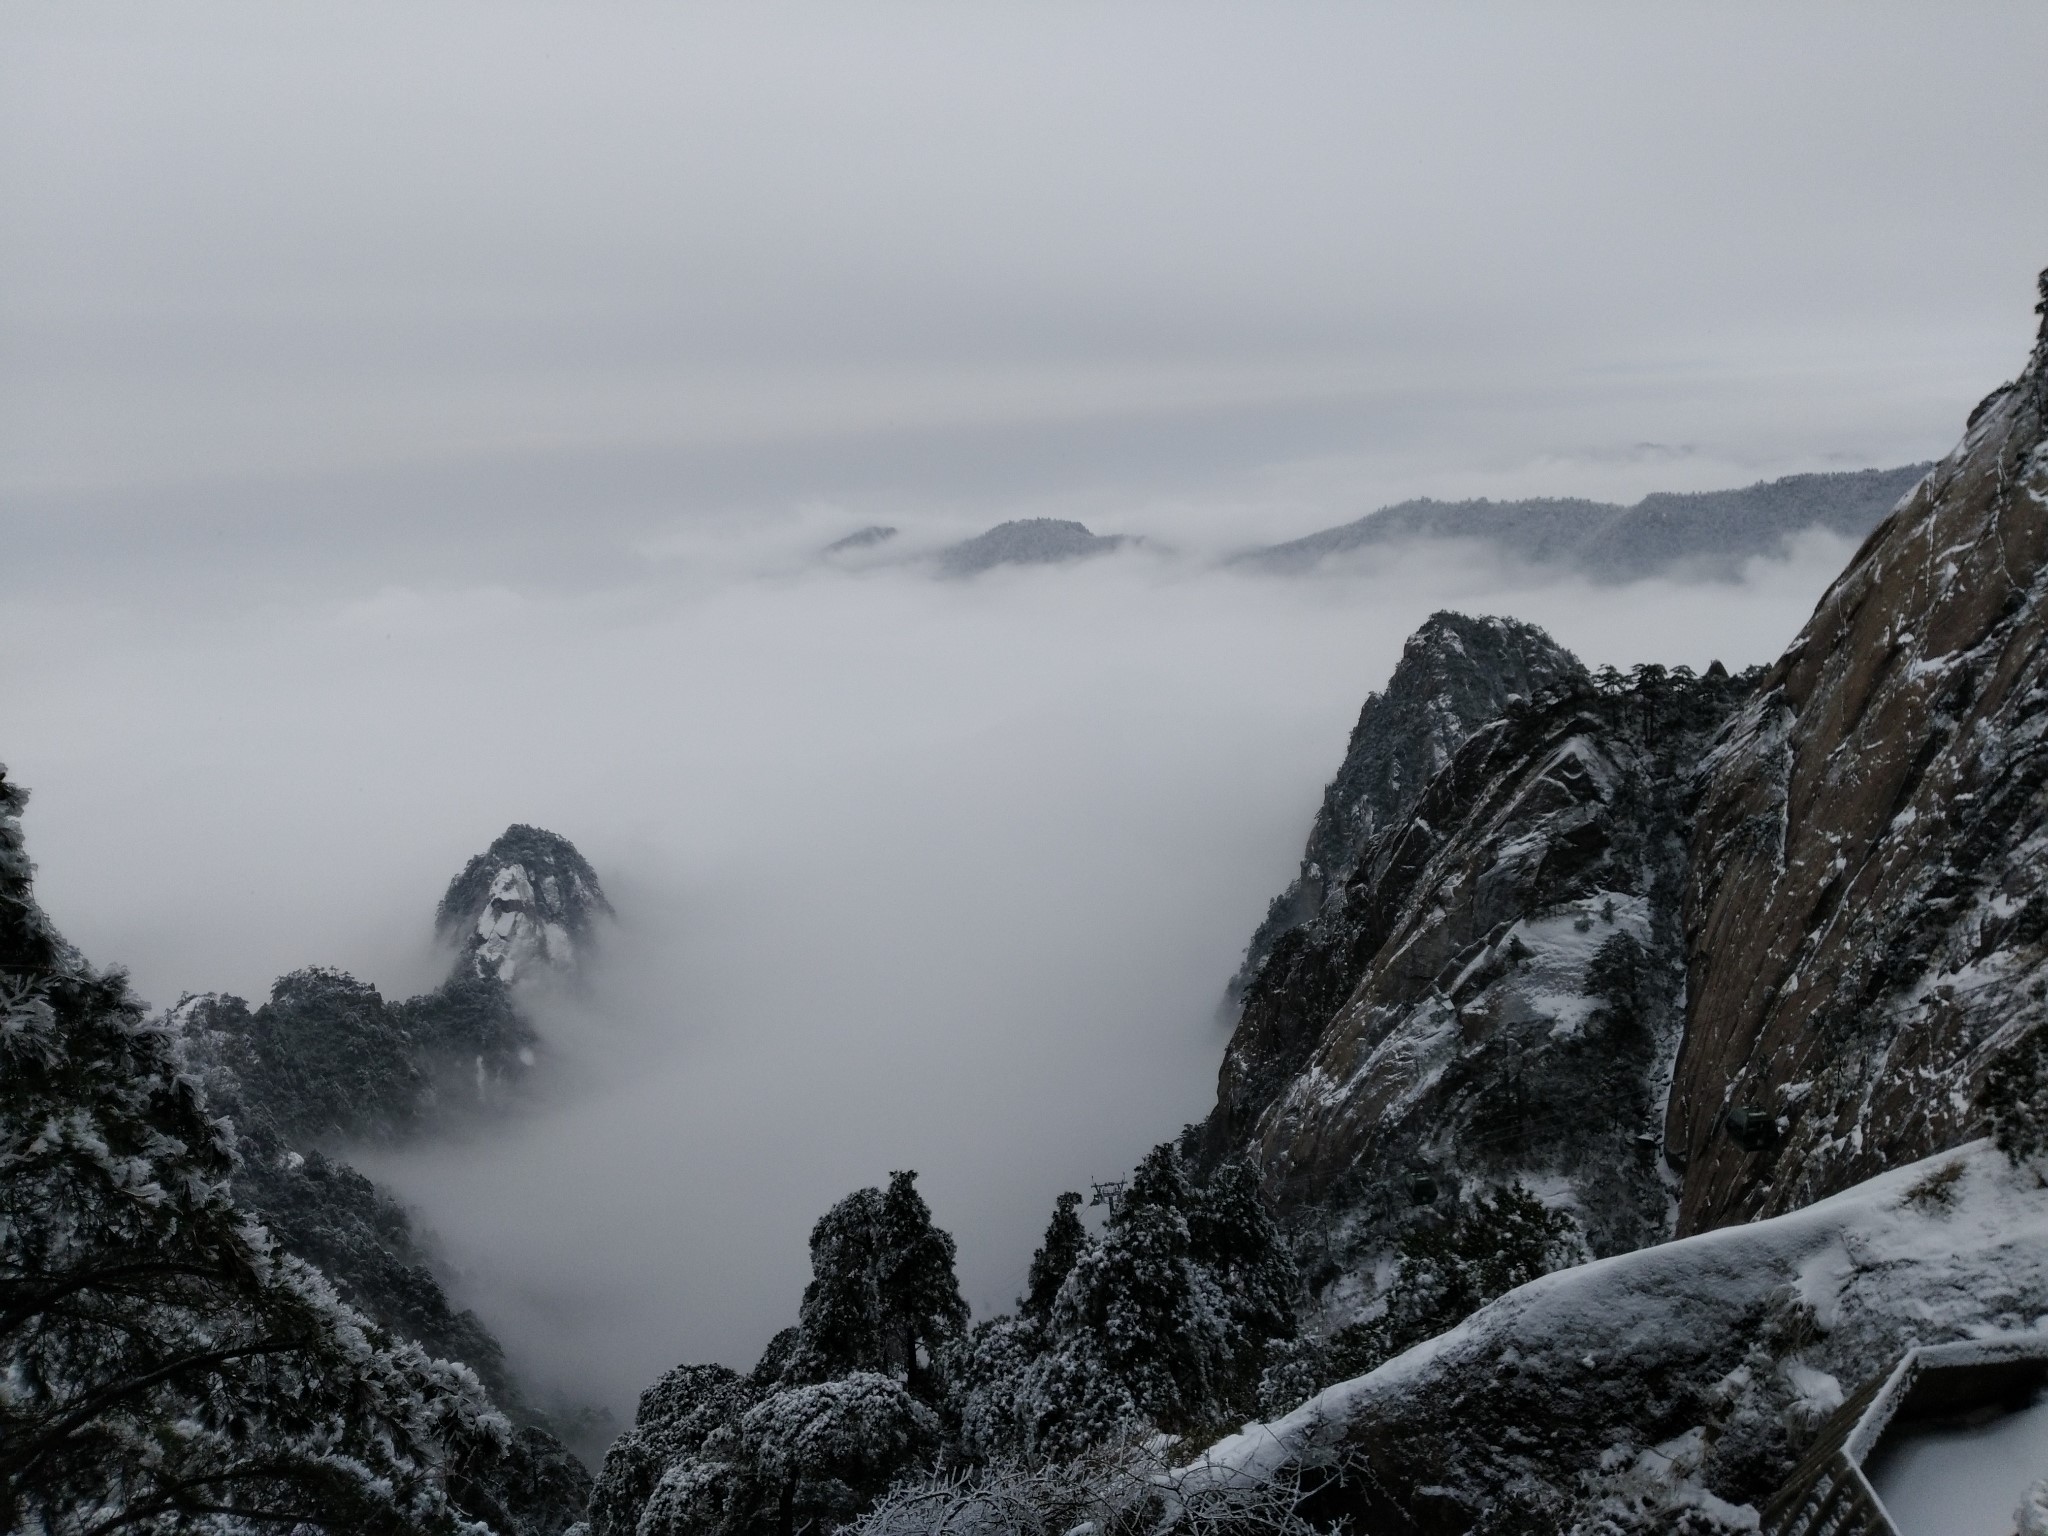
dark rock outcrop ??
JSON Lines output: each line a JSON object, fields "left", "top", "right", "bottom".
{"left": 1240, "top": 464, "right": 1930, "bottom": 581}
{"left": 1668, "top": 273, "right": 2048, "bottom": 1234}
{"left": 1227, "top": 613, "right": 1592, "bottom": 1003}
{"left": 1205, "top": 646, "right": 1754, "bottom": 1272}
{"left": 937, "top": 518, "right": 1129, "bottom": 575}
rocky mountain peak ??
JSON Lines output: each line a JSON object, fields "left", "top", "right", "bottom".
{"left": 1228, "top": 611, "right": 1588, "bottom": 1000}
{"left": 435, "top": 824, "right": 613, "bottom": 985}
{"left": 1667, "top": 267, "right": 2048, "bottom": 1233}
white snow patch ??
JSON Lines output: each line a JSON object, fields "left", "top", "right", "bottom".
{"left": 1181, "top": 1143, "right": 2048, "bottom": 1501}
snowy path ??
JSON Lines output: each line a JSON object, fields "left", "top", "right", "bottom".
{"left": 1866, "top": 1390, "right": 2048, "bottom": 1536}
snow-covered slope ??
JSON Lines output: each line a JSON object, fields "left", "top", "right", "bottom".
{"left": 1188, "top": 1141, "right": 2048, "bottom": 1534}
{"left": 437, "top": 824, "right": 614, "bottom": 985}
{"left": 1670, "top": 271, "right": 2048, "bottom": 1235}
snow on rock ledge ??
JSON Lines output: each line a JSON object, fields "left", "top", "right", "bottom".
{"left": 435, "top": 824, "right": 613, "bottom": 985}
{"left": 1182, "top": 1141, "right": 2048, "bottom": 1533}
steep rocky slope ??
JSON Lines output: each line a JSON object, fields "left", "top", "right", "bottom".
{"left": 1204, "top": 625, "right": 1754, "bottom": 1274}
{"left": 165, "top": 827, "right": 619, "bottom": 1516}
{"left": 439, "top": 824, "right": 614, "bottom": 985}
{"left": 1669, "top": 274, "right": 2048, "bottom": 1234}
{"left": 0, "top": 767, "right": 588, "bottom": 1535}
{"left": 1227, "top": 613, "right": 1591, "bottom": 1002}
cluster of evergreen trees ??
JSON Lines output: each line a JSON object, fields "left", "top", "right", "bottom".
{"left": 183, "top": 965, "right": 541, "bottom": 1147}
{"left": 0, "top": 766, "right": 577, "bottom": 1534}
{"left": 2, "top": 751, "right": 1590, "bottom": 1535}
{"left": 589, "top": 1149, "right": 1301, "bottom": 1535}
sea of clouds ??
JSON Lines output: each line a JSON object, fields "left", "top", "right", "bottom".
{"left": 6, "top": 516, "right": 1869, "bottom": 1420}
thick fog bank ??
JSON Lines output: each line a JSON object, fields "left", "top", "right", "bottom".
{"left": 4, "top": 535, "right": 1858, "bottom": 1417}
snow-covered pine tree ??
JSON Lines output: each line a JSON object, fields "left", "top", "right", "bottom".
{"left": 1050, "top": 1144, "right": 1228, "bottom": 1434}
{"left": 876, "top": 1171, "right": 969, "bottom": 1396}
{"left": 964, "top": 1146, "right": 1297, "bottom": 1460}
{"left": 790, "top": 1187, "right": 890, "bottom": 1383}
{"left": 1020, "top": 1191, "right": 1085, "bottom": 1325}
{"left": 1185, "top": 1158, "right": 1298, "bottom": 1363}
{"left": 592, "top": 1175, "right": 968, "bottom": 1534}
{"left": 588, "top": 1363, "right": 756, "bottom": 1536}
{"left": 0, "top": 764, "right": 523, "bottom": 1534}
{"left": 1327, "top": 1181, "right": 1579, "bottom": 1381}
{"left": 788, "top": 1173, "right": 966, "bottom": 1401}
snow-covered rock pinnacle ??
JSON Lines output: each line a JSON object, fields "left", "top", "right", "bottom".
{"left": 1201, "top": 638, "right": 1755, "bottom": 1271}
{"left": 1227, "top": 611, "right": 1591, "bottom": 1003}
{"left": 435, "top": 824, "right": 613, "bottom": 984}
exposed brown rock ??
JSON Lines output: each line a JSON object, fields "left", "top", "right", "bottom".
{"left": 1669, "top": 270, "right": 2048, "bottom": 1234}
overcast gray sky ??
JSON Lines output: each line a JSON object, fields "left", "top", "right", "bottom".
{"left": 5, "top": 3, "right": 2048, "bottom": 1424}
{"left": 4, "top": 3, "right": 2047, "bottom": 576}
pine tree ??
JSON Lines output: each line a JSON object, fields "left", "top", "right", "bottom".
{"left": 0, "top": 765, "right": 514, "bottom": 1534}
{"left": 1047, "top": 1145, "right": 1225, "bottom": 1435}
{"left": 790, "top": 1173, "right": 966, "bottom": 1401}
{"left": 876, "top": 1171, "right": 969, "bottom": 1397}
{"left": 1329, "top": 1181, "right": 1577, "bottom": 1380}
{"left": 1020, "top": 1191, "right": 1086, "bottom": 1325}
{"left": 792, "top": 1188, "right": 889, "bottom": 1381}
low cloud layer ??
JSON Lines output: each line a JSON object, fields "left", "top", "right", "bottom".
{"left": 9, "top": 529, "right": 1868, "bottom": 1417}
{"left": 5, "top": 0, "right": 2042, "bottom": 1424}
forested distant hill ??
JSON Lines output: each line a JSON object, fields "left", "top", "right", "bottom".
{"left": 1239, "top": 462, "right": 1931, "bottom": 579}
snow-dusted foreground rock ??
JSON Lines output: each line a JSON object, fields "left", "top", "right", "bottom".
{"left": 1186, "top": 1142, "right": 2048, "bottom": 1534}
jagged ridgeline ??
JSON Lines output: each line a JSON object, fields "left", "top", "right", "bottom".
{"left": 1142, "top": 270, "right": 2048, "bottom": 1532}
{"left": 1236, "top": 462, "right": 1932, "bottom": 580}
{"left": 589, "top": 1152, "right": 1301, "bottom": 1536}
{"left": 0, "top": 779, "right": 590, "bottom": 1534}
{"left": 1205, "top": 610, "right": 1759, "bottom": 1269}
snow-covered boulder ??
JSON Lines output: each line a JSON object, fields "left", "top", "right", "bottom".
{"left": 1182, "top": 1142, "right": 2048, "bottom": 1533}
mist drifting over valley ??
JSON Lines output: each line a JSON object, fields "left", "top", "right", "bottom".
{"left": 7, "top": 0, "right": 2048, "bottom": 1478}
{"left": 0, "top": 523, "right": 1885, "bottom": 1415}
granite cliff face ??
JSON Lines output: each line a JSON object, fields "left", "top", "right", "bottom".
{"left": 438, "top": 824, "right": 614, "bottom": 985}
{"left": 1168, "top": 272, "right": 2048, "bottom": 1531}
{"left": 1227, "top": 613, "right": 1592, "bottom": 1004}
{"left": 1203, "top": 611, "right": 1757, "bottom": 1287}
{"left": 1667, "top": 274, "right": 2048, "bottom": 1234}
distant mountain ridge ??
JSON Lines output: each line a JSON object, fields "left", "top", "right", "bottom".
{"left": 936, "top": 517, "right": 1131, "bottom": 575}
{"left": 1239, "top": 463, "right": 1933, "bottom": 579}
{"left": 438, "top": 824, "right": 613, "bottom": 985}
